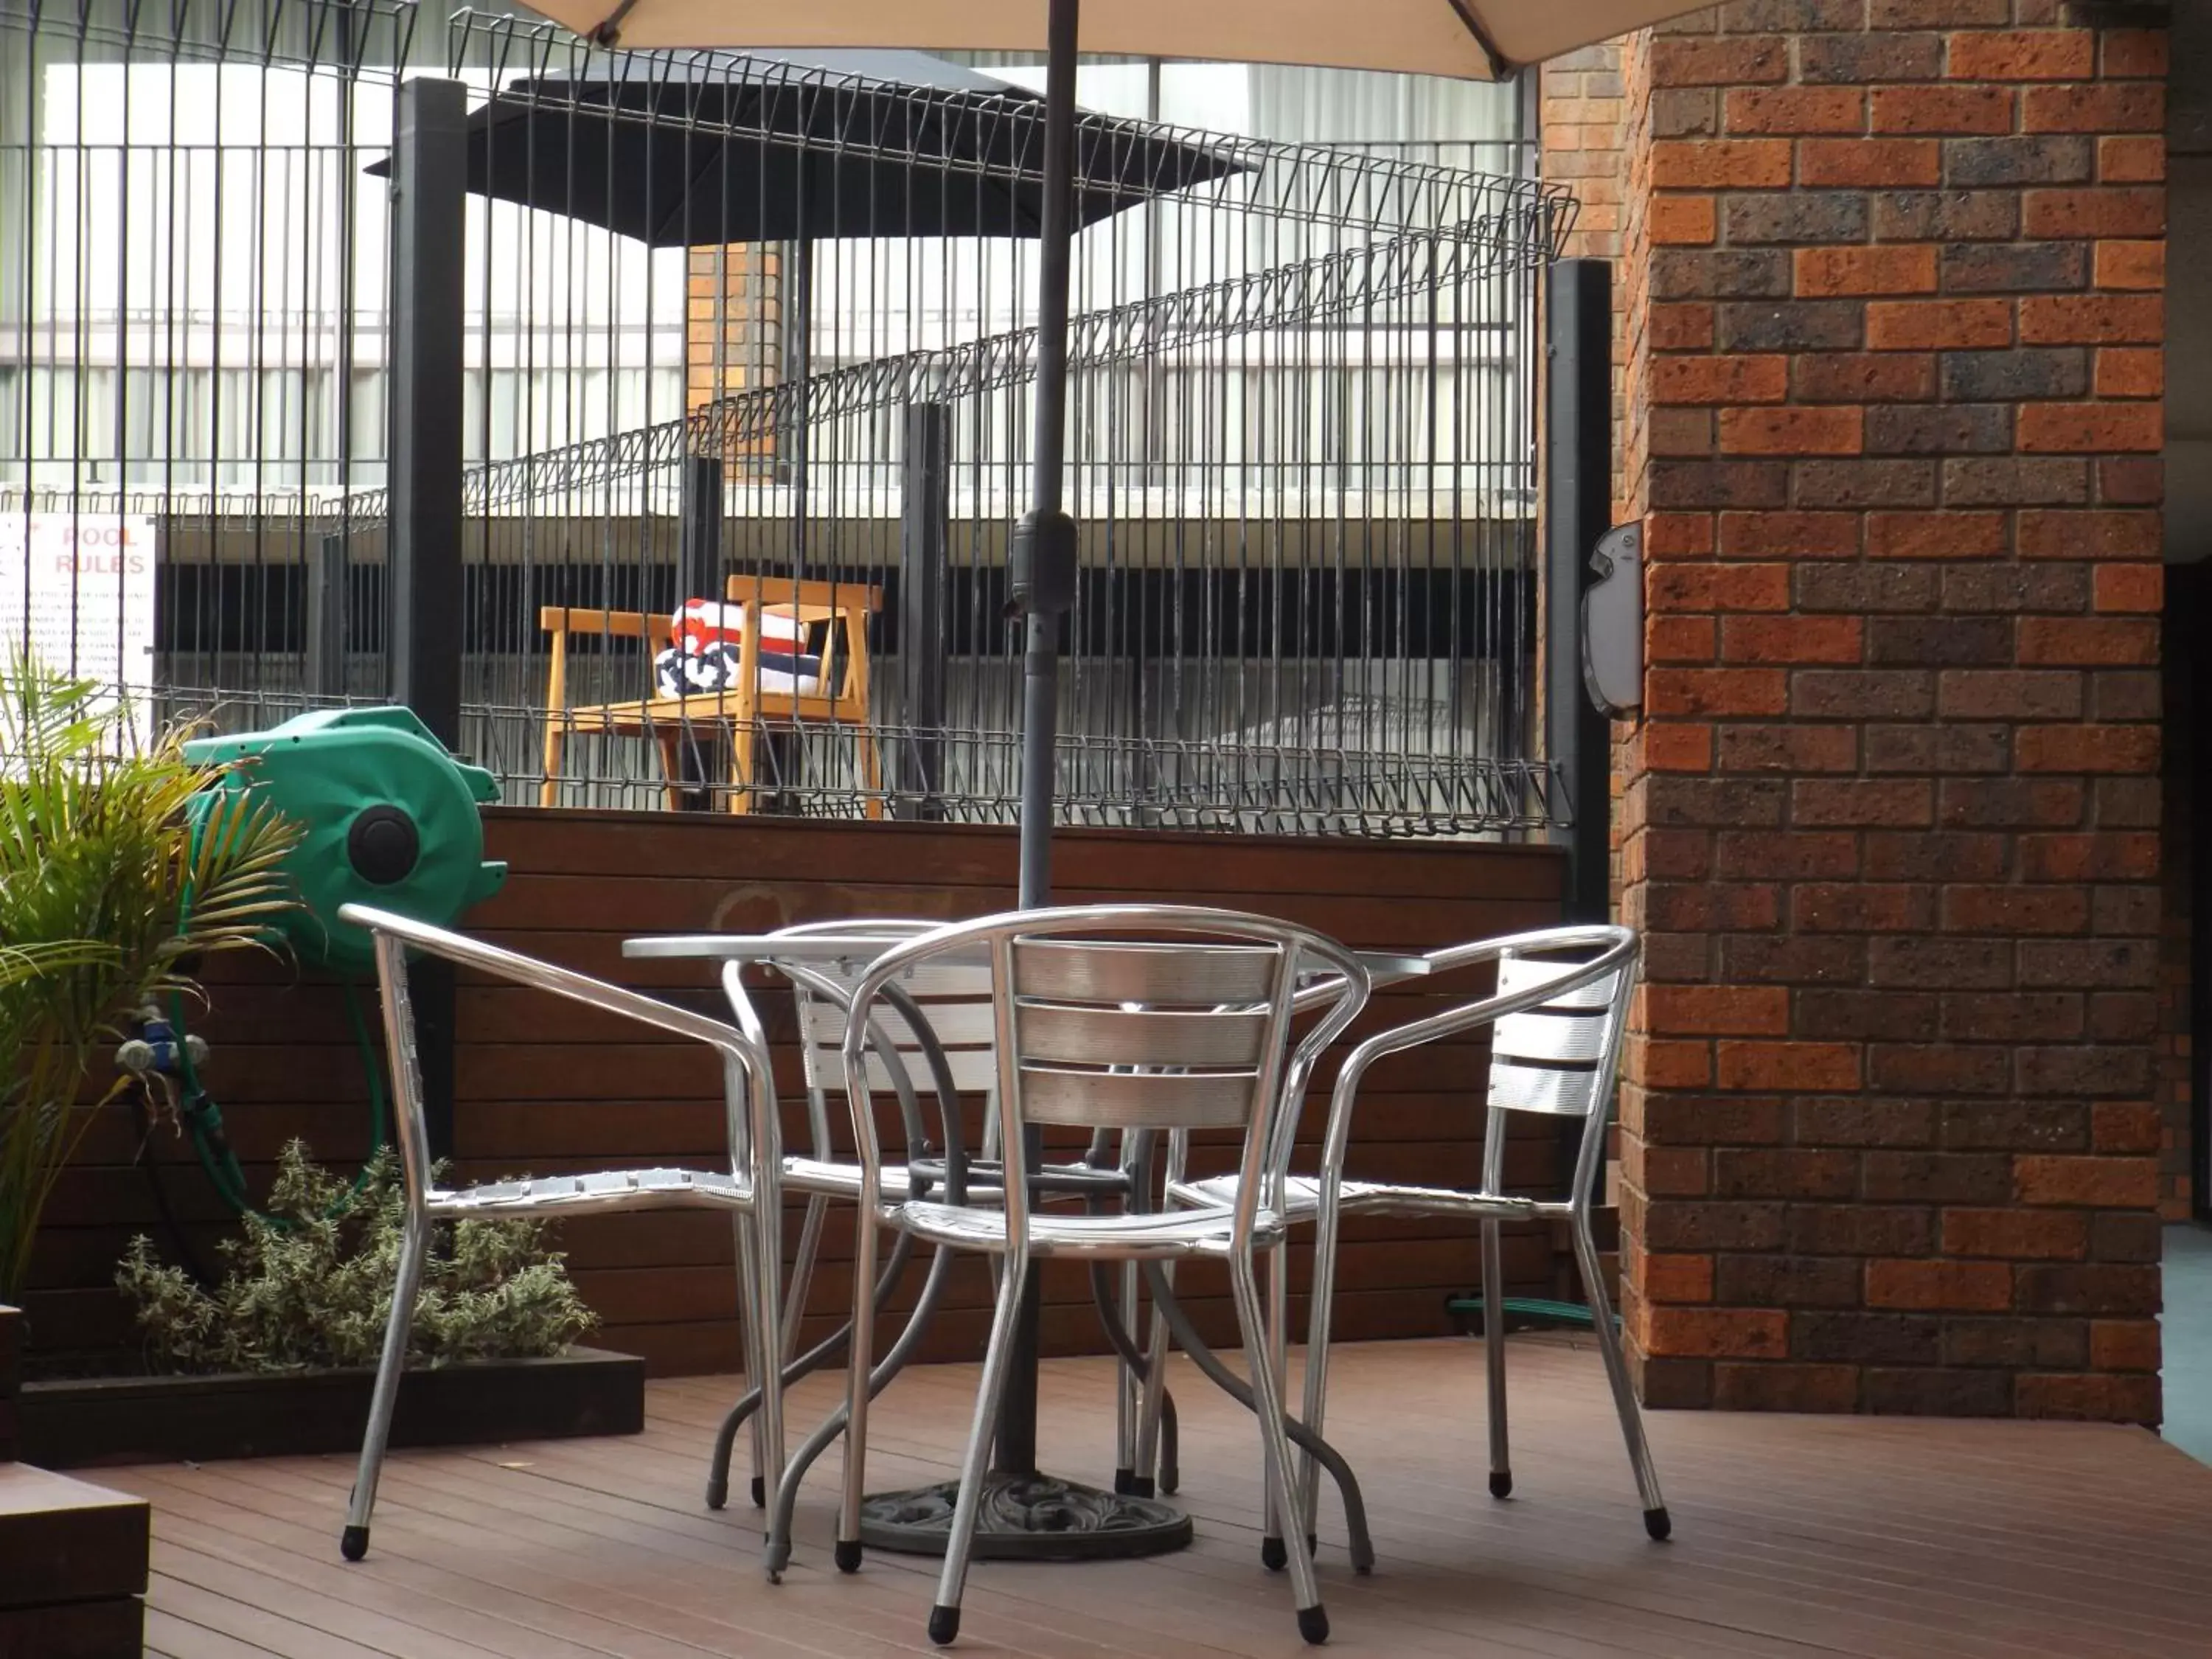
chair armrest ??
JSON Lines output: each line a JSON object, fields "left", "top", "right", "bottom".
{"left": 338, "top": 903, "right": 757, "bottom": 1063}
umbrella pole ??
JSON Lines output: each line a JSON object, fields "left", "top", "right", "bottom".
{"left": 998, "top": 0, "right": 1082, "bottom": 1486}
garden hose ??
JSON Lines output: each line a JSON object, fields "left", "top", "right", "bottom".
{"left": 159, "top": 979, "right": 389, "bottom": 1228}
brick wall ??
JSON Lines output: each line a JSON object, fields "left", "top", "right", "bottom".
{"left": 685, "top": 243, "right": 781, "bottom": 464}
{"left": 1611, "top": 1, "right": 2167, "bottom": 1422}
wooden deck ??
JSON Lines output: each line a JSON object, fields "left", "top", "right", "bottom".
{"left": 111, "top": 1336, "right": 2212, "bottom": 1659}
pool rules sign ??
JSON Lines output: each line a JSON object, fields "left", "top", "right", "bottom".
{"left": 1, "top": 512, "right": 157, "bottom": 746}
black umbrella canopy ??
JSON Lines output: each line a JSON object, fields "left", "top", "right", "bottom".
{"left": 372, "top": 47, "right": 1244, "bottom": 247}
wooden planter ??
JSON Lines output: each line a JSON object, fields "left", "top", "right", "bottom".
{"left": 17, "top": 1346, "right": 644, "bottom": 1470}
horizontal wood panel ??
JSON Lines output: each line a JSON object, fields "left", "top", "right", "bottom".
{"left": 37, "top": 810, "right": 1562, "bottom": 1374}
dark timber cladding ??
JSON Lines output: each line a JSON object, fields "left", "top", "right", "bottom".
{"left": 32, "top": 811, "right": 1564, "bottom": 1376}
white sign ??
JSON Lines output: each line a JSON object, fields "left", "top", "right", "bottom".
{"left": 1, "top": 512, "right": 159, "bottom": 748}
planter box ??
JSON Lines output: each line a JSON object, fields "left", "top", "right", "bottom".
{"left": 18, "top": 1346, "right": 643, "bottom": 1470}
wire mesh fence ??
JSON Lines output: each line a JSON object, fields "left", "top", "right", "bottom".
{"left": 2, "top": 0, "right": 1573, "bottom": 837}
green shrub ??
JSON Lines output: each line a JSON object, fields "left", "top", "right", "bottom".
{"left": 119, "top": 1140, "right": 597, "bottom": 1374}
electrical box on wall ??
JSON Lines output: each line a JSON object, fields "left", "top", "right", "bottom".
{"left": 1581, "top": 521, "right": 1643, "bottom": 717}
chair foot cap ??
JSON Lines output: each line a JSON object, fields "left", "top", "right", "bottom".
{"left": 340, "top": 1526, "right": 369, "bottom": 1562}
{"left": 1489, "top": 1470, "right": 1513, "bottom": 1500}
{"left": 835, "top": 1538, "right": 864, "bottom": 1574}
{"left": 751, "top": 1475, "right": 766, "bottom": 1509}
{"left": 1297, "top": 1605, "right": 1329, "bottom": 1645}
{"left": 1306, "top": 1532, "right": 1318, "bottom": 1557}
{"left": 1160, "top": 1468, "right": 1179, "bottom": 1496}
{"left": 765, "top": 1537, "right": 793, "bottom": 1579}
{"left": 1261, "top": 1535, "right": 1288, "bottom": 1571}
{"left": 1644, "top": 1506, "right": 1672, "bottom": 1542}
{"left": 928, "top": 1605, "right": 961, "bottom": 1646}
{"left": 1113, "top": 1467, "right": 1136, "bottom": 1495}
{"left": 705, "top": 1478, "right": 728, "bottom": 1512}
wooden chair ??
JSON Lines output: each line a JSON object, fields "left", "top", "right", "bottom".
{"left": 540, "top": 577, "right": 883, "bottom": 816}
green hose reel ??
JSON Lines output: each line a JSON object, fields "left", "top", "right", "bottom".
{"left": 182, "top": 706, "right": 507, "bottom": 972}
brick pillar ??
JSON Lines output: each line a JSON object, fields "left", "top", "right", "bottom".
{"left": 686, "top": 243, "right": 782, "bottom": 464}
{"left": 1613, "top": 2, "right": 2166, "bottom": 1421}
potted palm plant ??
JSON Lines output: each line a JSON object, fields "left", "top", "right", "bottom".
{"left": 0, "top": 655, "right": 301, "bottom": 1310}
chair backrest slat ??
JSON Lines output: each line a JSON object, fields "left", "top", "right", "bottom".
{"left": 1021, "top": 1065, "right": 1256, "bottom": 1131}
{"left": 1484, "top": 953, "right": 1627, "bottom": 1121}
{"left": 1013, "top": 939, "right": 1277, "bottom": 1005}
{"left": 1017, "top": 1004, "right": 1270, "bottom": 1070}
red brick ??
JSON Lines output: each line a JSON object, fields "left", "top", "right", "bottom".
{"left": 2087, "top": 1319, "right": 2161, "bottom": 1372}
{"left": 2091, "top": 1102, "right": 2163, "bottom": 1154}
{"left": 1652, "top": 35, "right": 1790, "bottom": 88}
{"left": 1871, "top": 84, "right": 2013, "bottom": 135}
{"left": 1641, "top": 1252, "right": 1717, "bottom": 1304}
{"left": 1867, "top": 511, "right": 2008, "bottom": 560}
{"left": 2020, "top": 293, "right": 2163, "bottom": 345}
{"left": 1795, "top": 246, "right": 1938, "bottom": 298}
{"left": 1646, "top": 512, "right": 1718, "bottom": 556}
{"left": 1725, "top": 86, "right": 1866, "bottom": 135}
{"left": 1650, "top": 194, "right": 1719, "bottom": 245}
{"left": 2093, "top": 240, "right": 2163, "bottom": 291}
{"left": 1652, "top": 355, "right": 1789, "bottom": 405}
{"left": 2022, "top": 188, "right": 2166, "bottom": 240}
{"left": 1865, "top": 1258, "right": 2014, "bottom": 1312}
{"left": 1652, "top": 139, "right": 1793, "bottom": 189}
{"left": 1946, "top": 29, "right": 2096, "bottom": 81}
{"left": 2014, "top": 1155, "right": 2160, "bottom": 1208}
{"left": 1718, "top": 512, "right": 1862, "bottom": 558}
{"left": 2102, "top": 29, "right": 2168, "bottom": 79}
{"left": 2093, "top": 564, "right": 2163, "bottom": 614}
{"left": 1644, "top": 724, "right": 1715, "bottom": 773}
{"left": 1711, "top": 1363, "right": 1861, "bottom": 1413}
{"left": 2020, "top": 832, "right": 2160, "bottom": 882}
{"left": 2017, "top": 1372, "right": 2158, "bottom": 1422}
{"left": 1718, "top": 406, "right": 1864, "bottom": 456}
{"left": 2016, "top": 724, "right": 2161, "bottom": 773}
{"left": 1646, "top": 984, "right": 1790, "bottom": 1038}
{"left": 1648, "top": 563, "right": 1791, "bottom": 613}
{"left": 1867, "top": 299, "right": 2012, "bottom": 351}
{"left": 1722, "top": 616, "right": 1863, "bottom": 664}
{"left": 1793, "top": 780, "right": 1933, "bottom": 829}
{"left": 1638, "top": 1305, "right": 1790, "bottom": 1362}
{"left": 2017, "top": 618, "right": 2159, "bottom": 666}
{"left": 2096, "top": 458, "right": 2163, "bottom": 504}
{"left": 2021, "top": 83, "right": 2163, "bottom": 134}
{"left": 1646, "top": 667, "right": 1790, "bottom": 717}
{"left": 2017, "top": 403, "right": 2165, "bottom": 454}
{"left": 1636, "top": 1038, "right": 1717, "bottom": 1090}
{"left": 1629, "top": 1144, "right": 1715, "bottom": 1199}
{"left": 1941, "top": 885, "right": 2090, "bottom": 933}
{"left": 2098, "top": 134, "right": 2165, "bottom": 184}
{"left": 1799, "top": 137, "right": 1940, "bottom": 188}
{"left": 2093, "top": 347, "right": 2163, "bottom": 399}
{"left": 1795, "top": 883, "right": 1935, "bottom": 932}
{"left": 1714, "top": 1041, "right": 1861, "bottom": 1093}
{"left": 1792, "top": 352, "right": 1938, "bottom": 404}
{"left": 1651, "top": 302, "right": 1717, "bottom": 350}
{"left": 1941, "top": 1208, "right": 2090, "bottom": 1261}
{"left": 2017, "top": 509, "right": 2160, "bottom": 560}
{"left": 1647, "top": 615, "right": 1718, "bottom": 664}
{"left": 1717, "top": 724, "right": 1860, "bottom": 774}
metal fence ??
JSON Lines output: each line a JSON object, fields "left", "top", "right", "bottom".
{"left": 1, "top": 0, "right": 1573, "bottom": 837}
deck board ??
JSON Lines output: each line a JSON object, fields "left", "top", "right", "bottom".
{"left": 107, "top": 1338, "right": 2212, "bottom": 1658}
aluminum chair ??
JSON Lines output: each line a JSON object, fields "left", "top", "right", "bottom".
{"left": 1158, "top": 924, "right": 1668, "bottom": 1549}
{"left": 709, "top": 921, "right": 1169, "bottom": 1573}
{"left": 824, "top": 905, "right": 1369, "bottom": 1647}
{"left": 334, "top": 902, "right": 787, "bottom": 1564}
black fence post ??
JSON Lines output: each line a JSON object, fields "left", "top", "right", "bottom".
{"left": 386, "top": 75, "right": 467, "bottom": 1161}
{"left": 897, "top": 402, "right": 950, "bottom": 820}
{"left": 1545, "top": 258, "right": 1614, "bottom": 926}
{"left": 303, "top": 532, "right": 347, "bottom": 700}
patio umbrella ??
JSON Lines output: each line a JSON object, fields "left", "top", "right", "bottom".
{"left": 524, "top": 0, "right": 1714, "bottom": 910}
{"left": 367, "top": 47, "right": 1245, "bottom": 246}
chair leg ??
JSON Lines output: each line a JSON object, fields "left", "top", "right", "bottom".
{"left": 729, "top": 724, "right": 757, "bottom": 815}
{"left": 1572, "top": 1208, "right": 1670, "bottom": 1540}
{"left": 341, "top": 1205, "right": 430, "bottom": 1562}
{"left": 785, "top": 1194, "right": 829, "bottom": 1363}
{"left": 655, "top": 729, "right": 685, "bottom": 813}
{"left": 835, "top": 1205, "right": 881, "bottom": 1573}
{"left": 1298, "top": 1187, "right": 1345, "bottom": 1540}
{"left": 1481, "top": 1216, "right": 1511, "bottom": 1499}
{"left": 539, "top": 726, "right": 562, "bottom": 809}
{"left": 1229, "top": 1252, "right": 1327, "bottom": 1645}
{"left": 731, "top": 1210, "right": 768, "bottom": 1509}
{"left": 1260, "top": 1239, "right": 1293, "bottom": 1570}
{"left": 1134, "top": 1260, "right": 1176, "bottom": 1495}
{"left": 858, "top": 727, "right": 886, "bottom": 821}
{"left": 928, "top": 1247, "right": 1029, "bottom": 1647}
{"left": 1113, "top": 1259, "right": 1140, "bottom": 1494}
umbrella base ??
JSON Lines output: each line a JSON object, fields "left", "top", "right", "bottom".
{"left": 858, "top": 1472, "right": 1192, "bottom": 1560}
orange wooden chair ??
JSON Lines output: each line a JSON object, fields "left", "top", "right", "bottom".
{"left": 540, "top": 576, "right": 883, "bottom": 816}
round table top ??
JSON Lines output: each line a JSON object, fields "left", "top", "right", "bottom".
{"left": 623, "top": 931, "right": 1433, "bottom": 984}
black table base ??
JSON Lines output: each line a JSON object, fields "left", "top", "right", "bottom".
{"left": 858, "top": 1472, "right": 1192, "bottom": 1560}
